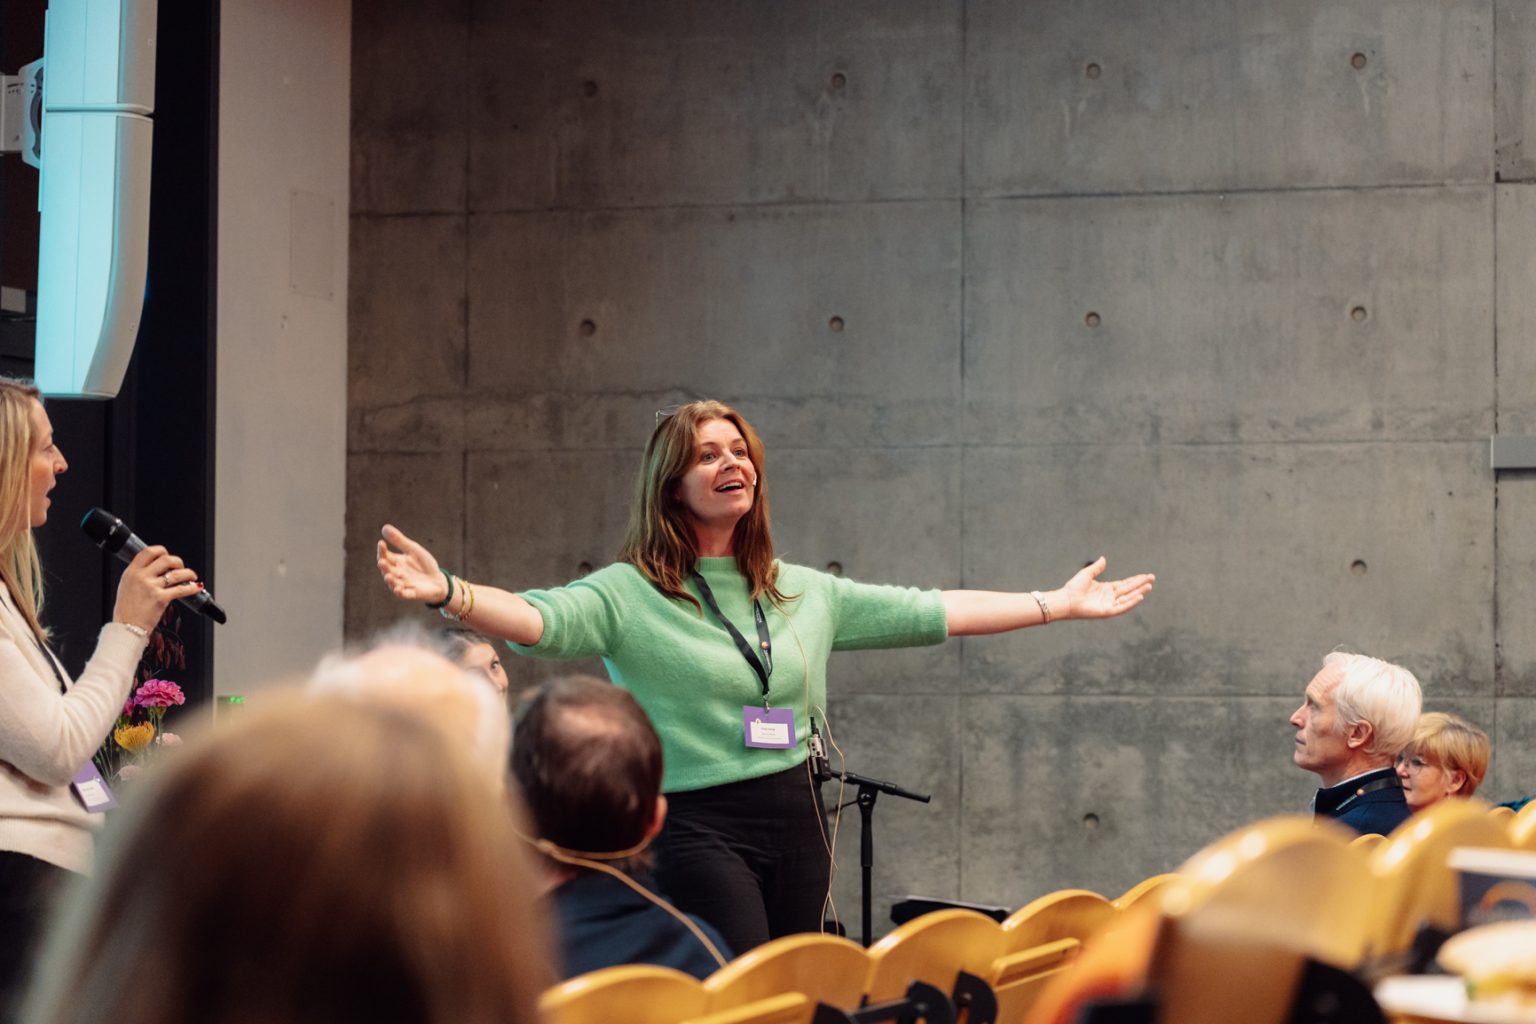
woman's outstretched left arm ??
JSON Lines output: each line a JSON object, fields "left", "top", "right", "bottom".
{"left": 942, "top": 557, "right": 1154, "bottom": 636}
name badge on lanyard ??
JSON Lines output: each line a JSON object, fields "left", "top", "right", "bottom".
{"left": 691, "top": 571, "right": 796, "bottom": 751}
{"left": 72, "top": 761, "right": 118, "bottom": 812}
{"left": 744, "top": 706, "right": 796, "bottom": 749}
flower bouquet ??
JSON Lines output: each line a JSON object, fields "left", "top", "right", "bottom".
{"left": 92, "top": 678, "right": 186, "bottom": 783}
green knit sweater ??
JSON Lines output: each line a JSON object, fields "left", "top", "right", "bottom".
{"left": 509, "top": 557, "right": 948, "bottom": 793}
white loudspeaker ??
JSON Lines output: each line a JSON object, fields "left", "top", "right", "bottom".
{"left": 34, "top": 0, "right": 157, "bottom": 399}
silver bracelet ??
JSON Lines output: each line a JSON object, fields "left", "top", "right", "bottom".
{"left": 1029, "top": 591, "right": 1052, "bottom": 625}
{"left": 115, "top": 622, "right": 150, "bottom": 640}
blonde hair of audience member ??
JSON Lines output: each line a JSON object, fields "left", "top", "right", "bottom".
{"left": 22, "top": 693, "right": 551, "bottom": 1024}
{"left": 309, "top": 633, "right": 511, "bottom": 779}
{"left": 1396, "top": 711, "right": 1490, "bottom": 811}
{"left": 1324, "top": 651, "right": 1422, "bottom": 761}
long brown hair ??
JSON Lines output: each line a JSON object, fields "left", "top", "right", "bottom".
{"left": 24, "top": 692, "right": 553, "bottom": 1024}
{"left": 0, "top": 378, "right": 47, "bottom": 642}
{"left": 618, "top": 400, "right": 788, "bottom": 607}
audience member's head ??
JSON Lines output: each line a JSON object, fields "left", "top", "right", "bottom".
{"left": 1395, "top": 711, "right": 1490, "bottom": 811}
{"left": 310, "top": 624, "right": 510, "bottom": 778}
{"left": 23, "top": 693, "right": 551, "bottom": 1024}
{"left": 438, "top": 625, "right": 510, "bottom": 695}
{"left": 511, "top": 674, "right": 664, "bottom": 875}
{"left": 1291, "top": 652, "right": 1422, "bottom": 787}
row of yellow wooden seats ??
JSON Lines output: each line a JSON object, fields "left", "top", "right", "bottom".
{"left": 1024, "top": 797, "right": 1536, "bottom": 1024}
{"left": 544, "top": 799, "right": 1536, "bottom": 1024}
{"left": 541, "top": 873, "right": 1176, "bottom": 1024}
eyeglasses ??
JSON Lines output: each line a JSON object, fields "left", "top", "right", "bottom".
{"left": 654, "top": 404, "right": 683, "bottom": 424}
{"left": 1394, "top": 752, "right": 1438, "bottom": 774}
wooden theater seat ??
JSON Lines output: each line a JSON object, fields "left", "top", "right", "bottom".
{"left": 1367, "top": 798, "right": 1513, "bottom": 958}
{"left": 703, "top": 933, "right": 869, "bottom": 1015}
{"left": 541, "top": 964, "right": 708, "bottom": 1024}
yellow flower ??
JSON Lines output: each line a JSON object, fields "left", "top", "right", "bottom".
{"left": 114, "top": 722, "right": 155, "bottom": 754}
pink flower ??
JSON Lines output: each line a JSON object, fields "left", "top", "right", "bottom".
{"left": 156, "top": 731, "right": 182, "bottom": 747}
{"left": 116, "top": 764, "right": 143, "bottom": 782}
{"left": 133, "top": 679, "right": 186, "bottom": 709}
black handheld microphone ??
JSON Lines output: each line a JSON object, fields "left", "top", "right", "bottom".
{"left": 80, "top": 508, "right": 227, "bottom": 624}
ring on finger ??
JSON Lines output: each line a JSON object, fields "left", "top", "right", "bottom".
{"left": 162, "top": 572, "right": 176, "bottom": 588}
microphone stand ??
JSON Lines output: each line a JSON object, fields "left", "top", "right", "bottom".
{"left": 824, "top": 765, "right": 930, "bottom": 948}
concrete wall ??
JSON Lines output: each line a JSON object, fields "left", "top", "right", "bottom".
{"left": 217, "top": 0, "right": 350, "bottom": 695}
{"left": 348, "top": 0, "right": 1534, "bottom": 931}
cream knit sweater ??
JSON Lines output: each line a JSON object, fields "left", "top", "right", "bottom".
{"left": 0, "top": 586, "right": 145, "bottom": 874}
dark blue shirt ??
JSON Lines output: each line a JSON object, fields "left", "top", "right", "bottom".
{"left": 553, "top": 870, "right": 731, "bottom": 981}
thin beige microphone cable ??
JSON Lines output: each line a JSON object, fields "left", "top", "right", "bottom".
{"left": 515, "top": 831, "right": 729, "bottom": 969}
{"left": 782, "top": 610, "right": 844, "bottom": 935}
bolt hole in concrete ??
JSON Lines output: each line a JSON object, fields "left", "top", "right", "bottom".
{"left": 577, "top": 561, "right": 594, "bottom": 576}
{"left": 1350, "top": 52, "right": 1368, "bottom": 70}
{"left": 1085, "top": 62, "right": 1101, "bottom": 80}
{"left": 826, "top": 561, "right": 843, "bottom": 576}
{"left": 1350, "top": 305, "right": 1368, "bottom": 322}
{"left": 829, "top": 315, "right": 845, "bottom": 333}
{"left": 1082, "top": 813, "right": 1101, "bottom": 830}
{"left": 830, "top": 72, "right": 847, "bottom": 90}
{"left": 582, "top": 79, "right": 599, "bottom": 97}
{"left": 579, "top": 319, "right": 597, "bottom": 337}
{"left": 1350, "top": 560, "right": 1368, "bottom": 576}
{"left": 1084, "top": 311, "right": 1101, "bottom": 328}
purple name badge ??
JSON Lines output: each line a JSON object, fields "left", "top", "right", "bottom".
{"left": 743, "top": 706, "right": 796, "bottom": 749}
{"left": 71, "top": 761, "right": 118, "bottom": 813}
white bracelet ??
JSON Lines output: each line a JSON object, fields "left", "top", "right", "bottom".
{"left": 1030, "top": 591, "right": 1052, "bottom": 625}
{"left": 114, "top": 622, "right": 150, "bottom": 640}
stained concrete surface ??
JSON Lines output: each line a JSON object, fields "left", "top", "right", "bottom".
{"left": 348, "top": 0, "right": 1534, "bottom": 933}
{"left": 967, "top": 0, "right": 1492, "bottom": 195}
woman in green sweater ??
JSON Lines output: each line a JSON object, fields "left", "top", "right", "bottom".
{"left": 376, "top": 400, "right": 1153, "bottom": 953}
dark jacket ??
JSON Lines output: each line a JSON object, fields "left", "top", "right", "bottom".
{"left": 552, "top": 869, "right": 730, "bottom": 980}
{"left": 1313, "top": 766, "right": 1411, "bottom": 836}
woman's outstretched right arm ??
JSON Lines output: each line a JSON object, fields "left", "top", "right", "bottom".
{"left": 376, "top": 524, "right": 545, "bottom": 646}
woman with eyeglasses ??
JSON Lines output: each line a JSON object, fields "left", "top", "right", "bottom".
{"left": 376, "top": 399, "right": 1154, "bottom": 953}
{"left": 1395, "top": 711, "right": 1490, "bottom": 812}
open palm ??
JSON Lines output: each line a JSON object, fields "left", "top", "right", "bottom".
{"left": 1061, "top": 557, "right": 1155, "bottom": 619}
{"left": 376, "top": 524, "right": 447, "bottom": 604}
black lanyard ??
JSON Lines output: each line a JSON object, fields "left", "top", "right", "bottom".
{"left": 691, "top": 571, "right": 773, "bottom": 704}
{"left": 4, "top": 584, "right": 67, "bottom": 695}
{"left": 32, "top": 632, "right": 67, "bottom": 695}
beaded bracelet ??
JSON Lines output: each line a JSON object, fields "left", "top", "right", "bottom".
{"left": 425, "top": 569, "right": 455, "bottom": 610}
{"left": 115, "top": 622, "right": 150, "bottom": 639}
{"left": 438, "top": 576, "right": 477, "bottom": 622}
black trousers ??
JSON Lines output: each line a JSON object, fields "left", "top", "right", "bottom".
{"left": 654, "top": 763, "right": 831, "bottom": 956}
{"left": 0, "top": 851, "right": 69, "bottom": 1024}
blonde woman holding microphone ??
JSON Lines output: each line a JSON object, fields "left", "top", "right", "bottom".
{"left": 0, "top": 379, "right": 202, "bottom": 1021}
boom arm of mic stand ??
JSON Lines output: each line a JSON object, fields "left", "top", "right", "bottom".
{"left": 828, "top": 767, "right": 931, "bottom": 803}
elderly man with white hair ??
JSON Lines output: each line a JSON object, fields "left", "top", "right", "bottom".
{"left": 1290, "top": 651, "right": 1423, "bottom": 835}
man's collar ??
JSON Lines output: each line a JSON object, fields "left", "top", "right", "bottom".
{"left": 1313, "top": 765, "right": 1400, "bottom": 818}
